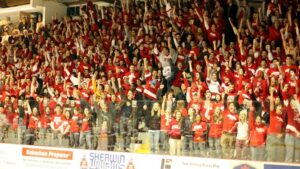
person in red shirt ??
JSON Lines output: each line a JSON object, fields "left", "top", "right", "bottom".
{"left": 221, "top": 101, "right": 239, "bottom": 159}
{"left": 168, "top": 110, "right": 183, "bottom": 155}
{"left": 208, "top": 106, "right": 223, "bottom": 158}
{"left": 80, "top": 107, "right": 95, "bottom": 149}
{"left": 192, "top": 114, "right": 207, "bottom": 157}
{"left": 50, "top": 105, "right": 65, "bottom": 146}
{"left": 249, "top": 109, "right": 268, "bottom": 161}
{"left": 60, "top": 109, "right": 71, "bottom": 147}
{"left": 266, "top": 87, "right": 286, "bottom": 162}
{"left": 69, "top": 107, "right": 83, "bottom": 148}
{"left": 24, "top": 101, "right": 40, "bottom": 145}
{"left": 38, "top": 106, "right": 52, "bottom": 146}
{"left": 284, "top": 99, "right": 300, "bottom": 163}
{"left": 160, "top": 95, "right": 172, "bottom": 153}
{"left": 0, "top": 105, "right": 7, "bottom": 142}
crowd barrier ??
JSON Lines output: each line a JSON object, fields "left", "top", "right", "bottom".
{"left": 0, "top": 143, "right": 299, "bottom": 169}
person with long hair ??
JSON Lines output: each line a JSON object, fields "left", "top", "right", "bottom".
{"left": 160, "top": 95, "right": 172, "bottom": 153}
{"left": 235, "top": 110, "right": 249, "bottom": 159}
{"left": 24, "top": 101, "right": 40, "bottom": 145}
{"left": 168, "top": 110, "right": 183, "bottom": 155}
{"left": 69, "top": 107, "right": 83, "bottom": 148}
{"left": 249, "top": 108, "right": 268, "bottom": 161}
{"left": 192, "top": 114, "right": 207, "bottom": 157}
{"left": 182, "top": 107, "right": 195, "bottom": 155}
{"left": 148, "top": 102, "right": 161, "bottom": 153}
{"left": 208, "top": 106, "right": 223, "bottom": 158}
{"left": 80, "top": 107, "right": 95, "bottom": 149}
{"left": 266, "top": 87, "right": 286, "bottom": 162}
{"left": 221, "top": 102, "right": 239, "bottom": 159}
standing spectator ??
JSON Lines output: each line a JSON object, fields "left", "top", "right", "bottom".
{"left": 160, "top": 95, "right": 172, "bottom": 153}
{"left": 69, "top": 107, "right": 83, "bottom": 148}
{"left": 192, "top": 114, "right": 208, "bottom": 157}
{"left": 285, "top": 99, "right": 300, "bottom": 162}
{"left": 148, "top": 102, "right": 161, "bottom": 153}
{"left": 60, "top": 109, "right": 71, "bottom": 147}
{"left": 235, "top": 110, "right": 249, "bottom": 159}
{"left": 182, "top": 107, "right": 195, "bottom": 155}
{"left": 266, "top": 87, "right": 286, "bottom": 162}
{"left": 39, "top": 106, "right": 52, "bottom": 146}
{"left": 50, "top": 105, "right": 65, "bottom": 146}
{"left": 168, "top": 110, "right": 183, "bottom": 155}
{"left": 80, "top": 107, "right": 95, "bottom": 149}
{"left": 208, "top": 106, "right": 223, "bottom": 158}
{"left": 24, "top": 102, "right": 40, "bottom": 145}
{"left": 249, "top": 108, "right": 268, "bottom": 161}
{"left": 0, "top": 105, "right": 7, "bottom": 142}
{"left": 221, "top": 102, "right": 239, "bottom": 159}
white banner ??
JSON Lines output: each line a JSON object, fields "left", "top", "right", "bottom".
{"left": 0, "top": 144, "right": 300, "bottom": 169}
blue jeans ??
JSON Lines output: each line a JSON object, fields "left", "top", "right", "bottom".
{"left": 250, "top": 146, "right": 265, "bottom": 161}
{"left": 80, "top": 131, "right": 93, "bottom": 149}
{"left": 194, "top": 142, "right": 206, "bottom": 156}
{"left": 182, "top": 136, "right": 194, "bottom": 154}
{"left": 149, "top": 130, "right": 160, "bottom": 153}
{"left": 266, "top": 134, "right": 285, "bottom": 162}
{"left": 160, "top": 131, "right": 169, "bottom": 152}
{"left": 285, "top": 133, "right": 296, "bottom": 162}
{"left": 208, "top": 137, "right": 221, "bottom": 158}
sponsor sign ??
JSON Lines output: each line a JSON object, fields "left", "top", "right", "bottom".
{"left": 264, "top": 164, "right": 300, "bottom": 169}
{"left": 22, "top": 147, "right": 73, "bottom": 160}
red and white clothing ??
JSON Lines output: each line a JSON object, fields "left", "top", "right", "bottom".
{"left": 51, "top": 114, "right": 65, "bottom": 131}
{"left": 209, "top": 119, "right": 223, "bottom": 138}
{"left": 168, "top": 118, "right": 182, "bottom": 139}
{"left": 268, "top": 110, "right": 286, "bottom": 135}
{"left": 70, "top": 113, "right": 83, "bottom": 133}
{"left": 192, "top": 121, "right": 207, "bottom": 142}
{"left": 249, "top": 111, "right": 268, "bottom": 147}
{"left": 222, "top": 110, "right": 239, "bottom": 133}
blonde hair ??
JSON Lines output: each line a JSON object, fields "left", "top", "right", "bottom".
{"left": 151, "top": 102, "right": 161, "bottom": 117}
{"left": 239, "top": 110, "right": 248, "bottom": 122}
{"left": 212, "top": 107, "right": 222, "bottom": 123}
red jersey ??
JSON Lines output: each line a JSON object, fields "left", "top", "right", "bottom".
{"left": 160, "top": 114, "right": 172, "bottom": 131}
{"left": 249, "top": 111, "right": 268, "bottom": 146}
{"left": 222, "top": 110, "right": 239, "bottom": 133}
{"left": 209, "top": 119, "right": 223, "bottom": 138}
{"left": 40, "top": 113, "right": 51, "bottom": 129}
{"left": 192, "top": 121, "right": 207, "bottom": 142}
{"left": 81, "top": 117, "right": 92, "bottom": 132}
{"left": 286, "top": 106, "right": 300, "bottom": 136}
{"left": 200, "top": 101, "right": 214, "bottom": 122}
{"left": 168, "top": 118, "right": 182, "bottom": 139}
{"left": 70, "top": 113, "right": 83, "bottom": 133}
{"left": 28, "top": 115, "right": 40, "bottom": 130}
{"left": 51, "top": 114, "right": 65, "bottom": 130}
{"left": 268, "top": 110, "right": 286, "bottom": 135}
{"left": 12, "top": 114, "right": 19, "bottom": 130}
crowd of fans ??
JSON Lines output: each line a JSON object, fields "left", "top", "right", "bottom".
{"left": 0, "top": 0, "right": 300, "bottom": 163}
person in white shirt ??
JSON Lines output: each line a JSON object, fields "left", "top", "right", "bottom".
{"left": 235, "top": 110, "right": 249, "bottom": 159}
{"left": 1, "top": 31, "right": 9, "bottom": 45}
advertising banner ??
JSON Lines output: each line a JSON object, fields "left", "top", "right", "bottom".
{"left": 0, "top": 143, "right": 300, "bottom": 169}
{"left": 160, "top": 156, "right": 230, "bottom": 169}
